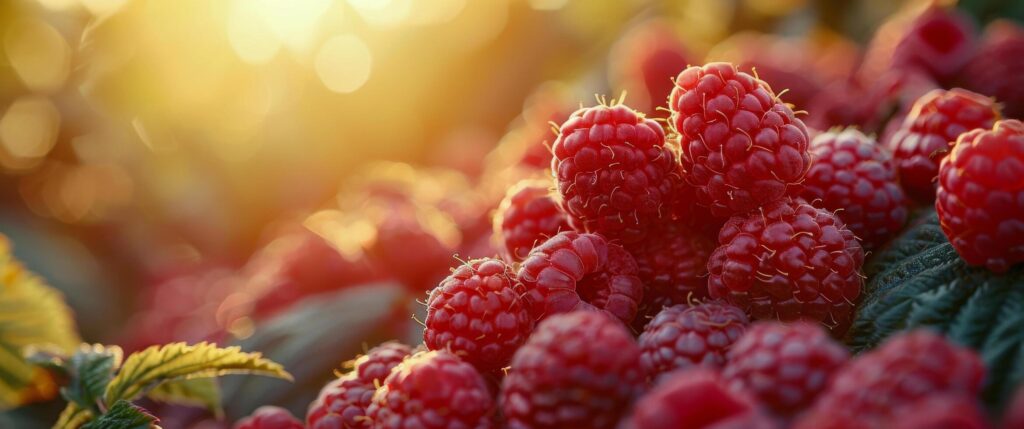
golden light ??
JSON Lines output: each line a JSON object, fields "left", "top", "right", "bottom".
{"left": 528, "top": 0, "right": 570, "bottom": 11}
{"left": 0, "top": 97, "right": 62, "bottom": 169}
{"left": 315, "top": 35, "right": 373, "bottom": 94}
{"left": 3, "top": 18, "right": 71, "bottom": 93}
{"left": 79, "top": 0, "right": 131, "bottom": 16}
{"left": 227, "top": 0, "right": 283, "bottom": 64}
{"left": 255, "top": 0, "right": 334, "bottom": 52}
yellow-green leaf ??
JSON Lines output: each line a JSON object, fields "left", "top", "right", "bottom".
{"left": 0, "top": 235, "right": 81, "bottom": 409}
{"left": 53, "top": 402, "right": 94, "bottom": 429}
{"left": 104, "top": 342, "right": 291, "bottom": 405}
{"left": 80, "top": 400, "right": 157, "bottom": 429}
{"left": 146, "top": 377, "right": 222, "bottom": 417}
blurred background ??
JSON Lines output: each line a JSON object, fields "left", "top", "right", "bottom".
{"left": 1, "top": 0, "right": 1021, "bottom": 425}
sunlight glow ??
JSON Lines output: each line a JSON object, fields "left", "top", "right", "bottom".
{"left": 315, "top": 35, "right": 373, "bottom": 93}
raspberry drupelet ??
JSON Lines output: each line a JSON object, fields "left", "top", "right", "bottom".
{"left": 307, "top": 342, "right": 413, "bottom": 429}
{"left": 637, "top": 301, "right": 749, "bottom": 379}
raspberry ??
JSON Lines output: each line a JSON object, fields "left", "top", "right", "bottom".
{"left": 551, "top": 103, "right": 680, "bottom": 244}
{"left": 424, "top": 258, "right": 533, "bottom": 371}
{"left": 886, "top": 394, "right": 990, "bottom": 429}
{"left": 367, "top": 350, "right": 495, "bottom": 429}
{"left": 964, "top": 21, "right": 1024, "bottom": 119}
{"left": 722, "top": 322, "right": 849, "bottom": 416}
{"left": 493, "top": 180, "right": 570, "bottom": 262}
{"left": 500, "top": 311, "right": 644, "bottom": 429}
{"left": 517, "top": 231, "right": 644, "bottom": 324}
{"left": 801, "top": 129, "right": 909, "bottom": 249}
{"left": 669, "top": 62, "right": 812, "bottom": 216}
{"left": 235, "top": 406, "right": 302, "bottom": 429}
{"left": 707, "top": 198, "right": 864, "bottom": 335}
{"left": 619, "top": 369, "right": 767, "bottom": 429}
{"left": 307, "top": 342, "right": 412, "bottom": 429}
{"left": 637, "top": 302, "right": 748, "bottom": 379}
{"left": 798, "top": 330, "right": 985, "bottom": 428}
{"left": 608, "top": 19, "right": 692, "bottom": 114}
{"left": 1004, "top": 384, "right": 1024, "bottom": 429}
{"left": 627, "top": 223, "right": 716, "bottom": 323}
{"left": 936, "top": 119, "right": 1024, "bottom": 273}
{"left": 861, "top": 6, "right": 976, "bottom": 85}
{"left": 887, "top": 88, "right": 1000, "bottom": 202}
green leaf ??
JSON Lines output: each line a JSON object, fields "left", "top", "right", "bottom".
{"left": 79, "top": 400, "right": 156, "bottom": 429}
{"left": 0, "top": 236, "right": 81, "bottom": 409}
{"left": 104, "top": 342, "right": 291, "bottom": 405}
{"left": 221, "top": 283, "right": 411, "bottom": 419}
{"left": 146, "top": 377, "right": 222, "bottom": 417}
{"left": 52, "top": 403, "right": 93, "bottom": 429}
{"left": 60, "top": 345, "right": 122, "bottom": 415}
{"left": 848, "top": 209, "right": 1024, "bottom": 411}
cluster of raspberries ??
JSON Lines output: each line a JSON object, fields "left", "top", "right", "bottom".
{"left": 234, "top": 9, "right": 1024, "bottom": 422}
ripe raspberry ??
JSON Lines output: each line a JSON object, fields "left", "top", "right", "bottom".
{"left": 669, "top": 62, "right": 812, "bottom": 216}
{"left": 801, "top": 129, "right": 909, "bottom": 249}
{"left": 860, "top": 6, "right": 976, "bottom": 84}
{"left": 637, "top": 302, "right": 749, "bottom": 379}
{"left": 235, "top": 406, "right": 302, "bottom": 429}
{"left": 608, "top": 19, "right": 692, "bottom": 114}
{"left": 500, "top": 311, "right": 644, "bottom": 429}
{"left": 424, "top": 258, "right": 533, "bottom": 371}
{"left": 627, "top": 223, "right": 716, "bottom": 328}
{"left": 517, "top": 231, "right": 644, "bottom": 324}
{"left": 964, "top": 21, "right": 1024, "bottom": 119}
{"left": 1003, "top": 384, "right": 1024, "bottom": 429}
{"left": 707, "top": 198, "right": 864, "bottom": 335}
{"left": 722, "top": 322, "right": 849, "bottom": 416}
{"left": 551, "top": 103, "right": 680, "bottom": 244}
{"left": 307, "top": 342, "right": 412, "bottom": 429}
{"left": 798, "top": 330, "right": 985, "bottom": 428}
{"left": 619, "top": 369, "right": 767, "bottom": 429}
{"left": 367, "top": 350, "right": 495, "bottom": 429}
{"left": 887, "top": 88, "right": 1000, "bottom": 202}
{"left": 493, "top": 180, "right": 570, "bottom": 262}
{"left": 936, "top": 119, "right": 1024, "bottom": 273}
{"left": 886, "top": 394, "right": 990, "bottom": 429}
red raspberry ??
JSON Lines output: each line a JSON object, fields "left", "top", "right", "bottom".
{"left": 887, "top": 88, "right": 1000, "bottom": 202}
{"left": 500, "top": 311, "right": 644, "bottom": 429}
{"left": 707, "top": 198, "right": 864, "bottom": 336}
{"left": 493, "top": 180, "right": 570, "bottom": 262}
{"left": 235, "top": 406, "right": 302, "bottom": 429}
{"left": 367, "top": 350, "right": 495, "bottom": 429}
{"left": 619, "top": 369, "right": 770, "bottom": 429}
{"left": 722, "top": 322, "right": 849, "bottom": 416}
{"left": 669, "top": 62, "right": 812, "bottom": 216}
{"left": 608, "top": 19, "right": 692, "bottom": 114}
{"left": 517, "top": 231, "right": 644, "bottom": 324}
{"left": 627, "top": 223, "right": 716, "bottom": 323}
{"left": 801, "top": 129, "right": 909, "bottom": 249}
{"left": 860, "top": 6, "right": 976, "bottom": 85}
{"left": 886, "top": 394, "right": 990, "bottom": 429}
{"left": 798, "top": 330, "right": 985, "bottom": 428}
{"left": 964, "top": 21, "right": 1024, "bottom": 119}
{"left": 936, "top": 119, "right": 1024, "bottom": 273}
{"left": 307, "top": 342, "right": 412, "bottom": 429}
{"left": 1004, "top": 384, "right": 1024, "bottom": 429}
{"left": 424, "top": 258, "right": 533, "bottom": 371}
{"left": 637, "top": 302, "right": 749, "bottom": 379}
{"left": 551, "top": 103, "right": 680, "bottom": 244}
